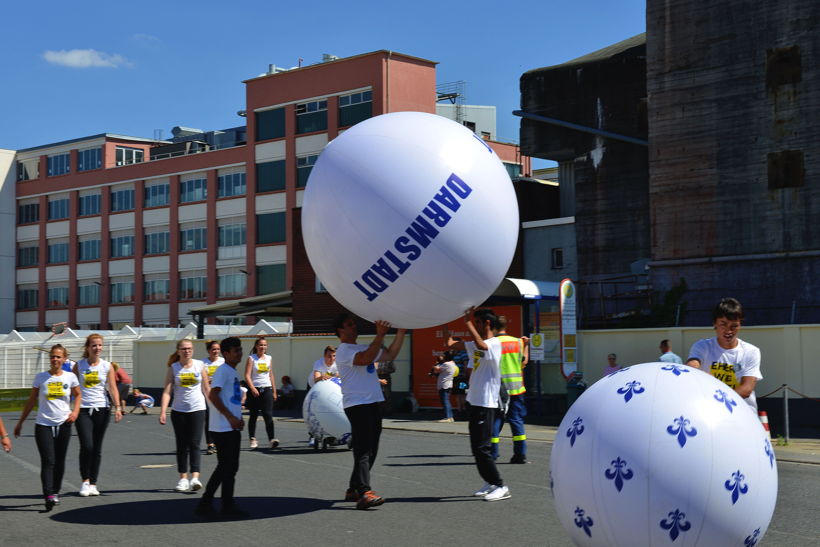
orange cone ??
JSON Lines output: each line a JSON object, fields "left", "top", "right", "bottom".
{"left": 758, "top": 411, "right": 771, "bottom": 440}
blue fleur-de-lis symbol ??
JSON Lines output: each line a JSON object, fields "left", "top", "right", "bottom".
{"left": 666, "top": 416, "right": 698, "bottom": 447}
{"left": 604, "top": 456, "right": 634, "bottom": 492}
{"left": 661, "top": 364, "right": 690, "bottom": 376}
{"left": 574, "top": 507, "right": 594, "bottom": 537}
{"left": 713, "top": 389, "right": 738, "bottom": 413}
{"left": 764, "top": 439, "right": 775, "bottom": 468}
{"left": 660, "top": 508, "right": 692, "bottom": 542}
{"left": 744, "top": 528, "right": 761, "bottom": 547}
{"left": 567, "top": 417, "right": 585, "bottom": 447}
{"left": 724, "top": 469, "right": 749, "bottom": 504}
{"left": 617, "top": 380, "right": 645, "bottom": 402}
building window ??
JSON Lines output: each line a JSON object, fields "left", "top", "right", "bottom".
{"left": 78, "top": 194, "right": 101, "bottom": 216}
{"left": 180, "top": 177, "right": 207, "bottom": 203}
{"left": 48, "top": 241, "right": 69, "bottom": 264}
{"left": 180, "top": 224, "right": 207, "bottom": 251}
{"left": 17, "top": 159, "right": 39, "bottom": 181}
{"left": 218, "top": 172, "right": 246, "bottom": 197}
{"left": 111, "top": 187, "right": 135, "bottom": 212}
{"left": 504, "top": 162, "right": 521, "bottom": 179}
{"left": 338, "top": 90, "right": 372, "bottom": 127}
{"left": 144, "top": 231, "right": 170, "bottom": 255}
{"left": 77, "top": 148, "right": 102, "bottom": 172}
{"left": 47, "top": 153, "right": 71, "bottom": 176}
{"left": 110, "top": 279, "right": 135, "bottom": 304}
{"left": 315, "top": 277, "right": 327, "bottom": 293}
{"left": 218, "top": 268, "right": 247, "bottom": 298}
{"left": 180, "top": 272, "right": 208, "bottom": 299}
{"left": 18, "top": 202, "right": 39, "bottom": 224}
{"left": 296, "top": 99, "right": 328, "bottom": 134}
{"left": 47, "top": 286, "right": 69, "bottom": 307}
{"left": 111, "top": 233, "right": 135, "bottom": 258}
{"left": 256, "top": 212, "right": 286, "bottom": 244}
{"left": 17, "top": 287, "right": 39, "bottom": 310}
{"left": 116, "top": 146, "right": 144, "bottom": 166}
{"left": 144, "top": 278, "right": 170, "bottom": 302}
{"left": 78, "top": 238, "right": 101, "bottom": 261}
{"left": 144, "top": 182, "right": 170, "bottom": 208}
{"left": 17, "top": 246, "right": 38, "bottom": 267}
{"left": 218, "top": 222, "right": 246, "bottom": 247}
{"left": 255, "top": 107, "right": 285, "bottom": 141}
{"left": 257, "top": 264, "right": 285, "bottom": 294}
{"left": 78, "top": 283, "right": 100, "bottom": 306}
{"left": 551, "top": 248, "right": 564, "bottom": 269}
{"left": 256, "top": 160, "right": 286, "bottom": 192}
{"left": 296, "top": 154, "right": 319, "bottom": 188}
{"left": 48, "top": 198, "right": 70, "bottom": 220}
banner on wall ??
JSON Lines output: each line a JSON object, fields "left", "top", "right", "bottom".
{"left": 559, "top": 278, "right": 577, "bottom": 378}
{"left": 411, "top": 305, "right": 522, "bottom": 408}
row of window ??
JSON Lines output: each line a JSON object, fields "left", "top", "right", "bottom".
{"left": 256, "top": 90, "right": 373, "bottom": 141}
{"left": 16, "top": 215, "right": 280, "bottom": 266}
{"left": 17, "top": 264, "right": 284, "bottom": 308}
{"left": 17, "top": 147, "right": 143, "bottom": 182}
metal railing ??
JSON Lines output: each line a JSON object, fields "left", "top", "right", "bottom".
{"left": 757, "top": 384, "right": 820, "bottom": 444}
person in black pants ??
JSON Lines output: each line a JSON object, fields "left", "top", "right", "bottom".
{"left": 244, "top": 337, "right": 278, "bottom": 450}
{"left": 15, "top": 344, "right": 82, "bottom": 511}
{"left": 197, "top": 336, "right": 246, "bottom": 519}
{"left": 333, "top": 313, "right": 406, "bottom": 510}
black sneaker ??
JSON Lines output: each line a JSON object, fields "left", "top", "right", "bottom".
{"left": 44, "top": 496, "right": 57, "bottom": 512}
{"left": 509, "top": 455, "right": 529, "bottom": 464}
{"left": 220, "top": 503, "right": 250, "bottom": 519}
{"left": 195, "top": 502, "right": 218, "bottom": 520}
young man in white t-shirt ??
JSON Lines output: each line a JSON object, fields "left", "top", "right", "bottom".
{"left": 197, "top": 336, "right": 246, "bottom": 520}
{"left": 447, "top": 307, "right": 510, "bottom": 502}
{"left": 308, "top": 345, "right": 338, "bottom": 388}
{"left": 333, "top": 312, "right": 406, "bottom": 510}
{"left": 686, "top": 298, "right": 763, "bottom": 412}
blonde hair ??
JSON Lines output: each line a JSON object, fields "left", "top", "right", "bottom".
{"left": 253, "top": 336, "right": 267, "bottom": 355}
{"left": 111, "top": 362, "right": 119, "bottom": 371}
{"left": 167, "top": 339, "right": 194, "bottom": 367}
{"left": 82, "top": 334, "right": 104, "bottom": 359}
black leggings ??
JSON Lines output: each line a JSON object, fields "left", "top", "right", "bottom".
{"left": 247, "top": 386, "right": 274, "bottom": 441}
{"left": 202, "top": 430, "right": 241, "bottom": 506}
{"left": 75, "top": 407, "right": 110, "bottom": 484}
{"left": 469, "top": 405, "right": 503, "bottom": 487}
{"left": 344, "top": 402, "right": 382, "bottom": 494}
{"left": 35, "top": 423, "right": 72, "bottom": 497}
{"left": 171, "top": 410, "right": 205, "bottom": 473}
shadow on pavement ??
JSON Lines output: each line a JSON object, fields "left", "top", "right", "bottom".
{"left": 50, "top": 496, "right": 334, "bottom": 524}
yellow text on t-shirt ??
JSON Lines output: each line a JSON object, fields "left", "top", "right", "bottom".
{"left": 179, "top": 372, "right": 198, "bottom": 388}
{"left": 47, "top": 381, "right": 66, "bottom": 400}
{"left": 710, "top": 361, "right": 738, "bottom": 388}
{"left": 84, "top": 370, "right": 100, "bottom": 388}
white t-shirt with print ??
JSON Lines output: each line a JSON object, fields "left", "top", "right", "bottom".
{"left": 34, "top": 371, "right": 79, "bottom": 426}
{"left": 171, "top": 360, "right": 207, "bottom": 412}
{"left": 308, "top": 358, "right": 339, "bottom": 388}
{"left": 437, "top": 361, "right": 457, "bottom": 390}
{"left": 208, "top": 364, "right": 243, "bottom": 433}
{"left": 203, "top": 357, "right": 225, "bottom": 379}
{"left": 336, "top": 343, "right": 384, "bottom": 409}
{"left": 465, "top": 339, "right": 502, "bottom": 408}
{"left": 688, "top": 337, "right": 763, "bottom": 411}
{"left": 249, "top": 353, "right": 273, "bottom": 387}
{"left": 76, "top": 358, "right": 112, "bottom": 408}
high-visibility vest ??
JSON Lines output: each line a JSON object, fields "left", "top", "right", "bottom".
{"left": 498, "top": 334, "right": 525, "bottom": 396}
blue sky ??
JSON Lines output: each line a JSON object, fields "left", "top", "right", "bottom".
{"left": 0, "top": 1, "right": 645, "bottom": 155}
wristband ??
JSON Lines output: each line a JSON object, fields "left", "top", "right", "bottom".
{"left": 0, "top": 434, "right": 9, "bottom": 439}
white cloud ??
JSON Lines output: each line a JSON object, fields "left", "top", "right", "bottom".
{"left": 42, "top": 49, "right": 132, "bottom": 68}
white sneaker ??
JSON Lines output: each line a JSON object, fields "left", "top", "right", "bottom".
{"left": 249, "top": 438, "right": 258, "bottom": 449}
{"left": 175, "top": 478, "right": 190, "bottom": 492}
{"left": 190, "top": 477, "right": 202, "bottom": 491}
{"left": 473, "top": 483, "right": 493, "bottom": 497}
{"left": 484, "top": 485, "right": 511, "bottom": 502}
{"left": 88, "top": 484, "right": 100, "bottom": 496}
{"left": 79, "top": 481, "right": 92, "bottom": 497}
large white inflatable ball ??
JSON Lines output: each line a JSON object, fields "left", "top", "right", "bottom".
{"left": 303, "top": 377, "right": 351, "bottom": 442}
{"left": 301, "top": 111, "right": 519, "bottom": 329}
{"left": 551, "top": 362, "right": 777, "bottom": 546}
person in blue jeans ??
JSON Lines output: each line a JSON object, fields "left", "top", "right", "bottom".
{"left": 490, "top": 316, "right": 529, "bottom": 464}
{"left": 432, "top": 352, "right": 457, "bottom": 422}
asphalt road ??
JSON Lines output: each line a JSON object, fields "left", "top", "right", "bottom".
{"left": 1, "top": 411, "right": 818, "bottom": 546}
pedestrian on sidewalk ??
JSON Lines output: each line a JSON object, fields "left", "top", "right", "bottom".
{"left": 432, "top": 351, "right": 457, "bottom": 422}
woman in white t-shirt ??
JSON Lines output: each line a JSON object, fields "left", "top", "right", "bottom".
{"left": 73, "top": 333, "right": 122, "bottom": 497}
{"left": 244, "top": 336, "right": 278, "bottom": 450}
{"left": 160, "top": 338, "right": 210, "bottom": 493}
{"left": 202, "top": 340, "right": 224, "bottom": 456}
{"left": 14, "top": 344, "right": 82, "bottom": 511}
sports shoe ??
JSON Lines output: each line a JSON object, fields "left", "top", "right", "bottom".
{"left": 473, "top": 483, "right": 493, "bottom": 497}
{"left": 249, "top": 438, "right": 258, "bottom": 449}
{"left": 270, "top": 438, "right": 280, "bottom": 449}
{"left": 88, "top": 484, "right": 100, "bottom": 496}
{"left": 484, "top": 485, "right": 511, "bottom": 502}
{"left": 190, "top": 477, "right": 203, "bottom": 491}
{"left": 52, "top": 494, "right": 61, "bottom": 505}
{"left": 175, "top": 478, "right": 190, "bottom": 492}
{"left": 206, "top": 444, "right": 216, "bottom": 455}
{"left": 220, "top": 503, "right": 250, "bottom": 519}
{"left": 79, "top": 482, "right": 92, "bottom": 497}
{"left": 308, "top": 437, "right": 316, "bottom": 447}
{"left": 356, "top": 490, "right": 385, "bottom": 510}
{"left": 344, "top": 488, "right": 360, "bottom": 502}
{"left": 510, "top": 455, "right": 529, "bottom": 464}
{"left": 45, "top": 495, "right": 57, "bottom": 511}
{"left": 436, "top": 418, "right": 455, "bottom": 423}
